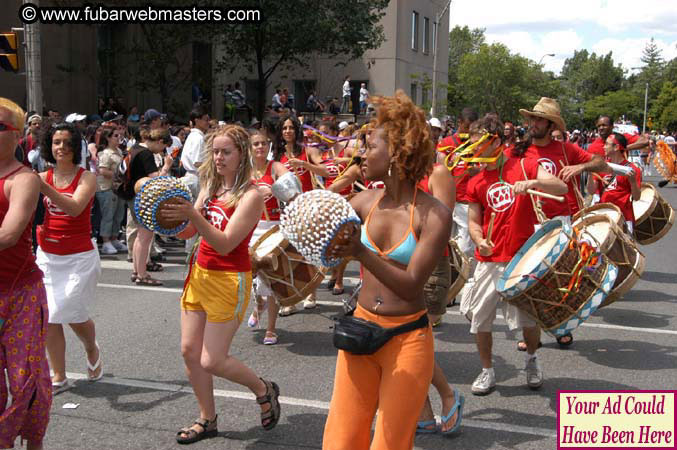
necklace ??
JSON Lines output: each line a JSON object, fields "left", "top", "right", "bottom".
{"left": 53, "top": 168, "right": 78, "bottom": 188}
{"left": 215, "top": 185, "right": 234, "bottom": 197}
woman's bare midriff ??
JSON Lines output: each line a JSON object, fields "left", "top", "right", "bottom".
{"left": 357, "top": 260, "right": 426, "bottom": 316}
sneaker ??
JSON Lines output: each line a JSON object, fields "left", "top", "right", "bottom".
{"left": 471, "top": 369, "right": 496, "bottom": 395}
{"left": 303, "top": 297, "right": 317, "bottom": 309}
{"left": 112, "top": 240, "right": 128, "bottom": 252}
{"left": 101, "top": 242, "right": 118, "bottom": 255}
{"left": 525, "top": 356, "right": 544, "bottom": 389}
{"left": 279, "top": 305, "right": 297, "bottom": 317}
{"left": 658, "top": 180, "right": 669, "bottom": 188}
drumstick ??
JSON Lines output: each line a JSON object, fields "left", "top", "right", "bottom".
{"left": 354, "top": 181, "right": 368, "bottom": 191}
{"left": 486, "top": 212, "right": 496, "bottom": 245}
{"left": 525, "top": 188, "right": 565, "bottom": 202}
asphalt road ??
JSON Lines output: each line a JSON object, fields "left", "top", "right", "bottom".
{"left": 41, "top": 176, "right": 677, "bottom": 450}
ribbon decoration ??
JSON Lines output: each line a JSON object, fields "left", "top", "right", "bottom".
{"left": 444, "top": 133, "right": 502, "bottom": 172}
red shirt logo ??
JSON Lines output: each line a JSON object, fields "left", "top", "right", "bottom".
{"left": 538, "top": 158, "right": 557, "bottom": 175}
{"left": 207, "top": 204, "right": 230, "bottom": 230}
{"left": 45, "top": 193, "right": 73, "bottom": 217}
{"left": 486, "top": 182, "right": 515, "bottom": 212}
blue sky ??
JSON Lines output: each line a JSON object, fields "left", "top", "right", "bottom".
{"left": 449, "top": 0, "right": 677, "bottom": 74}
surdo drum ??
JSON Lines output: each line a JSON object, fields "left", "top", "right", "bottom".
{"left": 250, "top": 226, "right": 326, "bottom": 307}
{"left": 572, "top": 213, "right": 645, "bottom": 307}
{"left": 134, "top": 176, "right": 193, "bottom": 235}
{"left": 497, "top": 220, "right": 618, "bottom": 337}
{"left": 280, "top": 190, "right": 361, "bottom": 268}
{"left": 632, "top": 183, "right": 675, "bottom": 245}
{"left": 447, "top": 239, "right": 470, "bottom": 302}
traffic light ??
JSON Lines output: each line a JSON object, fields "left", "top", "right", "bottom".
{"left": 0, "top": 32, "right": 19, "bottom": 72}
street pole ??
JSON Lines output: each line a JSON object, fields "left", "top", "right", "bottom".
{"left": 431, "top": 0, "right": 452, "bottom": 118}
{"left": 24, "top": 0, "right": 42, "bottom": 114}
{"left": 642, "top": 82, "right": 648, "bottom": 134}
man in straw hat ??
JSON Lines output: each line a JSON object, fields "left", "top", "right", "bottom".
{"left": 511, "top": 97, "right": 609, "bottom": 349}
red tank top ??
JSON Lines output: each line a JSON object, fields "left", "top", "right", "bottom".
{"left": 196, "top": 197, "right": 254, "bottom": 272}
{"left": 322, "top": 147, "right": 353, "bottom": 196}
{"left": 37, "top": 168, "right": 94, "bottom": 255}
{"left": 0, "top": 167, "right": 42, "bottom": 286}
{"left": 252, "top": 161, "right": 281, "bottom": 221}
{"left": 280, "top": 148, "right": 313, "bottom": 192}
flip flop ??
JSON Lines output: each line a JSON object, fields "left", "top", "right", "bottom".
{"left": 52, "top": 379, "right": 71, "bottom": 395}
{"left": 87, "top": 342, "right": 103, "bottom": 381}
{"left": 416, "top": 419, "right": 437, "bottom": 434}
{"left": 332, "top": 287, "right": 344, "bottom": 295}
{"left": 440, "top": 388, "right": 465, "bottom": 435}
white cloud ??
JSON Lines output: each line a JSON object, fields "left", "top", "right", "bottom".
{"left": 449, "top": 0, "right": 677, "bottom": 74}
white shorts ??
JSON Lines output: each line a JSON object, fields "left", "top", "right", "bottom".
{"left": 460, "top": 261, "right": 536, "bottom": 334}
{"left": 36, "top": 247, "right": 101, "bottom": 324}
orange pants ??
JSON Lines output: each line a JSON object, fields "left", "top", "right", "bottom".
{"left": 323, "top": 304, "right": 434, "bottom": 450}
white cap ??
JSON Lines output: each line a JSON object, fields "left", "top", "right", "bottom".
{"left": 338, "top": 121, "right": 349, "bottom": 131}
{"left": 65, "top": 113, "right": 86, "bottom": 123}
{"left": 428, "top": 118, "right": 443, "bottom": 130}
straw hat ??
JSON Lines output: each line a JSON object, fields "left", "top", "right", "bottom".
{"left": 519, "top": 97, "right": 566, "bottom": 132}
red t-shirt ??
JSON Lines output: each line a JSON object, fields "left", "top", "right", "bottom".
{"left": 0, "top": 168, "right": 42, "bottom": 285}
{"left": 321, "top": 148, "right": 352, "bottom": 196}
{"left": 598, "top": 160, "right": 642, "bottom": 223}
{"left": 587, "top": 138, "right": 605, "bottom": 158}
{"left": 197, "top": 197, "right": 254, "bottom": 272}
{"left": 280, "top": 148, "right": 313, "bottom": 193}
{"left": 252, "top": 161, "right": 281, "bottom": 221}
{"left": 467, "top": 158, "right": 540, "bottom": 262}
{"left": 524, "top": 141, "right": 592, "bottom": 218}
{"left": 37, "top": 168, "right": 94, "bottom": 255}
{"left": 437, "top": 134, "right": 472, "bottom": 202}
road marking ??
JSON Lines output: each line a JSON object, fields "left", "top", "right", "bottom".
{"left": 99, "top": 260, "right": 184, "bottom": 270}
{"left": 63, "top": 371, "right": 555, "bottom": 438}
{"left": 98, "top": 282, "right": 677, "bottom": 336}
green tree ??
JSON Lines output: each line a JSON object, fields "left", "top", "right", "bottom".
{"left": 583, "top": 90, "right": 642, "bottom": 125}
{"left": 447, "top": 26, "right": 485, "bottom": 113}
{"left": 455, "top": 43, "right": 552, "bottom": 123}
{"left": 214, "top": 0, "right": 388, "bottom": 119}
{"left": 649, "top": 81, "right": 677, "bottom": 131}
{"left": 635, "top": 38, "right": 665, "bottom": 101}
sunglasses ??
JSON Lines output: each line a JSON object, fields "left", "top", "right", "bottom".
{"left": 0, "top": 122, "right": 19, "bottom": 132}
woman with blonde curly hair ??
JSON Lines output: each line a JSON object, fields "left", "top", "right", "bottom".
{"left": 323, "top": 90, "right": 453, "bottom": 450}
{"left": 162, "top": 125, "right": 281, "bottom": 444}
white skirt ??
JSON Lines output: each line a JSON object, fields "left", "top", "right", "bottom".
{"left": 249, "top": 220, "right": 280, "bottom": 298}
{"left": 36, "top": 247, "right": 101, "bottom": 324}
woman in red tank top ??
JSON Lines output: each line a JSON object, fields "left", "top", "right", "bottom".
{"left": 161, "top": 125, "right": 281, "bottom": 443}
{"left": 0, "top": 99, "right": 52, "bottom": 450}
{"left": 35, "top": 122, "right": 103, "bottom": 395}
{"left": 246, "top": 129, "right": 289, "bottom": 344}
{"left": 274, "top": 114, "right": 331, "bottom": 314}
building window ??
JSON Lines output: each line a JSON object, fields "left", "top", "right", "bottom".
{"left": 410, "top": 83, "right": 417, "bottom": 104}
{"left": 423, "top": 17, "right": 430, "bottom": 54}
{"left": 411, "top": 11, "right": 419, "bottom": 51}
{"left": 432, "top": 22, "right": 437, "bottom": 55}
{"left": 422, "top": 88, "right": 428, "bottom": 106}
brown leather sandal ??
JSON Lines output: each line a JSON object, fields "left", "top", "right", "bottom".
{"left": 176, "top": 415, "right": 218, "bottom": 445}
{"left": 256, "top": 378, "right": 281, "bottom": 431}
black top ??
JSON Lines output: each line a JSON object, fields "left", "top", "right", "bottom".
{"left": 129, "top": 146, "right": 158, "bottom": 185}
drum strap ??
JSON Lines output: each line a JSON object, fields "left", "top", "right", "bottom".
{"left": 560, "top": 143, "right": 584, "bottom": 211}
{"left": 520, "top": 158, "right": 547, "bottom": 224}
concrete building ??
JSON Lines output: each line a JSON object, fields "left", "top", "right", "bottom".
{"left": 214, "top": 0, "right": 450, "bottom": 119}
{"left": 1, "top": 0, "right": 449, "bottom": 121}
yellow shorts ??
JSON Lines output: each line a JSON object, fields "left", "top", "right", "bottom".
{"left": 180, "top": 263, "right": 252, "bottom": 323}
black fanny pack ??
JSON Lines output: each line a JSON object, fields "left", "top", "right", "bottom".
{"left": 332, "top": 312, "right": 429, "bottom": 355}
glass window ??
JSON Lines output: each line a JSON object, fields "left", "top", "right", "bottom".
{"left": 411, "top": 11, "right": 419, "bottom": 51}
{"left": 410, "top": 83, "right": 417, "bottom": 104}
{"left": 432, "top": 22, "right": 437, "bottom": 55}
{"left": 423, "top": 17, "right": 430, "bottom": 54}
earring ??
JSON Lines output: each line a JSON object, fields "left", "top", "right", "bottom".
{"left": 388, "top": 162, "right": 392, "bottom": 178}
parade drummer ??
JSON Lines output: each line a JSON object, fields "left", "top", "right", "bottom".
{"left": 247, "top": 128, "right": 290, "bottom": 345}
{"left": 160, "top": 125, "right": 281, "bottom": 444}
{"left": 512, "top": 98, "right": 609, "bottom": 348}
{"left": 324, "top": 91, "right": 453, "bottom": 450}
{"left": 0, "top": 98, "right": 52, "bottom": 450}
{"left": 463, "top": 113, "right": 567, "bottom": 396}
{"left": 587, "top": 132, "right": 642, "bottom": 234}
